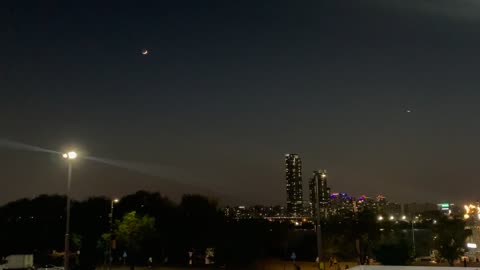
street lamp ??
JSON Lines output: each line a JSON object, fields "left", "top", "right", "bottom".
{"left": 63, "top": 151, "right": 77, "bottom": 160}
{"left": 63, "top": 151, "right": 77, "bottom": 270}
{"left": 411, "top": 219, "right": 416, "bottom": 258}
{"left": 108, "top": 198, "right": 120, "bottom": 270}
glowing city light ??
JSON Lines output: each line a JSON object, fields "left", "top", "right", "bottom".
{"left": 63, "top": 151, "right": 77, "bottom": 160}
{"left": 463, "top": 203, "right": 480, "bottom": 219}
{"left": 467, "top": 243, "right": 477, "bottom": 249}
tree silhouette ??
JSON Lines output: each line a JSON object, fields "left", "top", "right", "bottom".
{"left": 114, "top": 211, "right": 156, "bottom": 267}
{"left": 434, "top": 217, "right": 471, "bottom": 266}
{"left": 374, "top": 231, "right": 411, "bottom": 265}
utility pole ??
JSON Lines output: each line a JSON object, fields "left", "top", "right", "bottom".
{"left": 64, "top": 162, "right": 72, "bottom": 270}
{"left": 411, "top": 219, "right": 416, "bottom": 258}
{"left": 62, "top": 151, "right": 77, "bottom": 270}
{"left": 108, "top": 199, "right": 119, "bottom": 270}
{"left": 353, "top": 201, "right": 361, "bottom": 264}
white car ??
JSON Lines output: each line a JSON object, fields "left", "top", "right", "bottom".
{"left": 37, "top": 264, "right": 64, "bottom": 270}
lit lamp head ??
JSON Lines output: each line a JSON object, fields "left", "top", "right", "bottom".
{"left": 63, "top": 151, "right": 78, "bottom": 160}
{"left": 113, "top": 198, "right": 120, "bottom": 204}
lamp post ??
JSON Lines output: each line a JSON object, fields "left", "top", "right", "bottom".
{"left": 62, "top": 151, "right": 77, "bottom": 270}
{"left": 108, "top": 198, "right": 119, "bottom": 270}
{"left": 412, "top": 217, "right": 417, "bottom": 258}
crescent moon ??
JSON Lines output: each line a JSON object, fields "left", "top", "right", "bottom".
{"left": 142, "top": 49, "right": 149, "bottom": 55}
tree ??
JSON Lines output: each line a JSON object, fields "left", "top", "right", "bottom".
{"left": 115, "top": 191, "right": 177, "bottom": 261}
{"left": 354, "top": 209, "right": 380, "bottom": 264}
{"left": 434, "top": 217, "right": 471, "bottom": 266}
{"left": 114, "top": 211, "right": 156, "bottom": 266}
{"left": 72, "top": 196, "right": 110, "bottom": 270}
{"left": 71, "top": 233, "right": 82, "bottom": 250}
{"left": 178, "top": 195, "right": 223, "bottom": 248}
{"left": 374, "top": 233, "right": 411, "bottom": 265}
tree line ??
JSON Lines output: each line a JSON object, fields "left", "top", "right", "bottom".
{"left": 0, "top": 191, "right": 290, "bottom": 269}
{"left": 0, "top": 191, "right": 472, "bottom": 269}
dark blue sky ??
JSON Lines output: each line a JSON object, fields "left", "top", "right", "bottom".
{"left": 2, "top": 0, "right": 480, "bottom": 205}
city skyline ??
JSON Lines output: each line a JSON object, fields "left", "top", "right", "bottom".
{"left": 3, "top": 0, "right": 480, "bottom": 204}
{"left": 0, "top": 140, "right": 475, "bottom": 206}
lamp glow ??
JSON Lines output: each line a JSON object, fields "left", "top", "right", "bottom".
{"left": 467, "top": 243, "right": 477, "bottom": 249}
{"left": 63, "top": 151, "right": 77, "bottom": 160}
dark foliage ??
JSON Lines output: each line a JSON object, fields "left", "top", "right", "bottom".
{"left": 0, "top": 191, "right": 460, "bottom": 269}
{"left": 433, "top": 217, "right": 471, "bottom": 266}
{"left": 374, "top": 234, "right": 411, "bottom": 265}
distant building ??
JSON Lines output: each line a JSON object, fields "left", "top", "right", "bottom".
{"left": 224, "top": 205, "right": 249, "bottom": 219}
{"left": 376, "top": 194, "right": 387, "bottom": 212}
{"left": 224, "top": 206, "right": 232, "bottom": 217}
{"left": 353, "top": 195, "right": 401, "bottom": 217}
{"left": 285, "top": 154, "right": 303, "bottom": 216}
{"left": 302, "top": 201, "right": 312, "bottom": 217}
{"left": 309, "top": 169, "right": 329, "bottom": 217}
{"left": 355, "top": 195, "right": 379, "bottom": 213}
{"left": 403, "top": 202, "right": 438, "bottom": 216}
{"left": 384, "top": 202, "right": 402, "bottom": 217}
{"left": 329, "top": 192, "right": 354, "bottom": 217}
{"left": 223, "top": 205, "right": 288, "bottom": 220}
{"left": 436, "top": 202, "right": 461, "bottom": 216}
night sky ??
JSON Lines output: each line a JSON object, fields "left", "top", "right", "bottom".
{"left": 2, "top": 0, "right": 480, "bottom": 205}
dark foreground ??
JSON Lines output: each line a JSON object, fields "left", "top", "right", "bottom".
{"left": 107, "top": 261, "right": 357, "bottom": 270}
